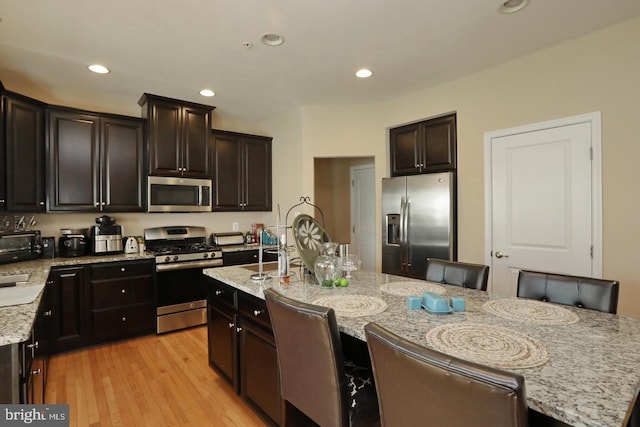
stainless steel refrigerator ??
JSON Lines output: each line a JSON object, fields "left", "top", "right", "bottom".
{"left": 382, "top": 172, "right": 456, "bottom": 278}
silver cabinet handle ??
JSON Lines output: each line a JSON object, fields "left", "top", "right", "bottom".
{"left": 121, "top": 267, "right": 125, "bottom": 272}
{"left": 236, "top": 327, "right": 242, "bottom": 333}
{"left": 121, "top": 289, "right": 126, "bottom": 294}
{"left": 253, "top": 309, "right": 262, "bottom": 316}
{"left": 495, "top": 251, "right": 509, "bottom": 258}
{"left": 228, "top": 323, "right": 235, "bottom": 328}
{"left": 44, "top": 310, "right": 52, "bottom": 317}
{"left": 215, "top": 290, "right": 224, "bottom": 295}
{"left": 0, "top": 199, "right": 5, "bottom": 203}
{"left": 121, "top": 317, "right": 127, "bottom": 322}
{"left": 32, "top": 368, "right": 41, "bottom": 375}
{"left": 95, "top": 201, "right": 100, "bottom": 207}
{"left": 39, "top": 201, "right": 45, "bottom": 206}
{"left": 27, "top": 341, "right": 39, "bottom": 349}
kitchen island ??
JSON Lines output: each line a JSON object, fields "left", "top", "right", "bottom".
{"left": 204, "top": 265, "right": 640, "bottom": 427}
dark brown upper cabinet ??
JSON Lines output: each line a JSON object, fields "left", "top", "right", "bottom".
{"left": 2, "top": 91, "right": 47, "bottom": 212}
{"left": 212, "top": 130, "right": 272, "bottom": 212}
{"left": 47, "top": 107, "right": 145, "bottom": 212}
{"left": 138, "top": 93, "right": 215, "bottom": 179}
{"left": 390, "top": 113, "right": 456, "bottom": 176}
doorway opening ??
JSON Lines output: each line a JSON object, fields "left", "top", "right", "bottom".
{"left": 314, "top": 157, "right": 375, "bottom": 270}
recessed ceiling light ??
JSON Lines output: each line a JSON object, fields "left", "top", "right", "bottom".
{"left": 355, "top": 69, "right": 373, "bottom": 78}
{"left": 88, "top": 64, "right": 110, "bottom": 74}
{"left": 499, "top": 0, "right": 530, "bottom": 14}
{"left": 261, "top": 33, "right": 285, "bottom": 46}
{"left": 199, "top": 89, "right": 215, "bottom": 97}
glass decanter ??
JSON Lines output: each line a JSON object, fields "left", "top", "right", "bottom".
{"left": 314, "top": 242, "right": 342, "bottom": 287}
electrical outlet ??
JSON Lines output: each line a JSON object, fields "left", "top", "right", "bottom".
{"left": 232, "top": 222, "right": 239, "bottom": 231}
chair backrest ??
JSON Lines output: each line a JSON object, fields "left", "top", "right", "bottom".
{"left": 517, "top": 270, "right": 619, "bottom": 314}
{"left": 264, "top": 288, "right": 350, "bottom": 426}
{"left": 364, "top": 322, "right": 528, "bottom": 427}
{"left": 424, "top": 258, "right": 490, "bottom": 291}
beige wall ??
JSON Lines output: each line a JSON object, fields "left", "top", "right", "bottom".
{"left": 279, "top": 17, "right": 640, "bottom": 318}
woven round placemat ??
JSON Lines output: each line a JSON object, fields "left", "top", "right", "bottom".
{"left": 312, "top": 295, "right": 388, "bottom": 318}
{"left": 482, "top": 299, "right": 579, "bottom": 325}
{"left": 425, "top": 323, "right": 550, "bottom": 369}
{"left": 380, "top": 281, "right": 447, "bottom": 297}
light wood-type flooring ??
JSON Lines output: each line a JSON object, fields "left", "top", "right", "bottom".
{"left": 45, "top": 326, "right": 267, "bottom": 427}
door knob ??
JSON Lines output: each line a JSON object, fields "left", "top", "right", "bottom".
{"left": 495, "top": 251, "right": 509, "bottom": 258}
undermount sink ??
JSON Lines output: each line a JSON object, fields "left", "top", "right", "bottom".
{"left": 0, "top": 273, "right": 30, "bottom": 287}
{"left": 243, "top": 262, "right": 278, "bottom": 272}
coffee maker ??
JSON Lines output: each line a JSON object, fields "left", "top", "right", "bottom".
{"left": 89, "top": 215, "right": 123, "bottom": 255}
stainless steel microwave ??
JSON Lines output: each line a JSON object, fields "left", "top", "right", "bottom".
{"left": 147, "top": 176, "right": 212, "bottom": 212}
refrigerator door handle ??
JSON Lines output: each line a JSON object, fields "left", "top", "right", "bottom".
{"left": 404, "top": 197, "right": 411, "bottom": 270}
{"left": 399, "top": 197, "right": 405, "bottom": 270}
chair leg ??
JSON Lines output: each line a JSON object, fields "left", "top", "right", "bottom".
{"left": 283, "top": 400, "right": 319, "bottom": 427}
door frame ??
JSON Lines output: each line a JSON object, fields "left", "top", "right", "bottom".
{"left": 483, "top": 111, "right": 603, "bottom": 282}
{"left": 350, "top": 163, "right": 375, "bottom": 272}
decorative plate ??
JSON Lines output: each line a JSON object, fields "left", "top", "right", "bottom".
{"left": 292, "top": 214, "right": 330, "bottom": 273}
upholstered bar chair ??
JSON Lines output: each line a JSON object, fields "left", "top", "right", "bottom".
{"left": 364, "top": 322, "right": 529, "bottom": 427}
{"left": 517, "top": 270, "right": 619, "bottom": 314}
{"left": 424, "top": 258, "right": 490, "bottom": 291}
{"left": 264, "top": 288, "right": 380, "bottom": 427}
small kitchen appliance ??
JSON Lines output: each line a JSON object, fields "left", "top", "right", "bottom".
{"left": 0, "top": 230, "right": 43, "bottom": 264}
{"left": 59, "top": 229, "right": 88, "bottom": 257}
{"left": 89, "top": 215, "right": 123, "bottom": 255}
{"left": 124, "top": 237, "right": 139, "bottom": 254}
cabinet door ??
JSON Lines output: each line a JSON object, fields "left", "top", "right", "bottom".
{"left": 239, "top": 319, "right": 281, "bottom": 425}
{"left": 4, "top": 96, "right": 46, "bottom": 212}
{"left": 422, "top": 114, "right": 456, "bottom": 172}
{"left": 212, "top": 132, "right": 243, "bottom": 210}
{"left": 182, "top": 106, "right": 211, "bottom": 178}
{"left": 390, "top": 123, "right": 421, "bottom": 176}
{"left": 47, "top": 110, "right": 100, "bottom": 211}
{"left": 208, "top": 302, "right": 238, "bottom": 391}
{"left": 0, "top": 97, "right": 5, "bottom": 210}
{"left": 148, "top": 100, "right": 182, "bottom": 176}
{"left": 243, "top": 137, "right": 272, "bottom": 211}
{"left": 101, "top": 117, "right": 145, "bottom": 211}
{"left": 49, "top": 267, "right": 86, "bottom": 353}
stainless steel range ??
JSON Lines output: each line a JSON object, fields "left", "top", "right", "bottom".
{"left": 144, "top": 226, "right": 222, "bottom": 333}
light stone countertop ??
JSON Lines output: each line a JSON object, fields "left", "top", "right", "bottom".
{"left": 0, "top": 252, "right": 154, "bottom": 346}
{"left": 204, "top": 265, "right": 640, "bottom": 427}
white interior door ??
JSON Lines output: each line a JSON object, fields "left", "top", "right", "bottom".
{"left": 485, "top": 113, "right": 602, "bottom": 296}
{"left": 351, "top": 164, "right": 375, "bottom": 271}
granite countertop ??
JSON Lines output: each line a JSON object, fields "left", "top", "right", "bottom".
{"left": 220, "top": 244, "right": 278, "bottom": 253}
{"left": 203, "top": 265, "right": 640, "bottom": 427}
{"left": 0, "top": 252, "right": 154, "bottom": 346}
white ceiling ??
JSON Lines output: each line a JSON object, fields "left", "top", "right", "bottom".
{"left": 1, "top": 0, "right": 639, "bottom": 121}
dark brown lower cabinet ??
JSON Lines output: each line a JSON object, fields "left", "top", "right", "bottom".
{"left": 48, "top": 260, "right": 155, "bottom": 353}
{"left": 88, "top": 260, "right": 154, "bottom": 344}
{"left": 49, "top": 266, "right": 87, "bottom": 353}
{"left": 208, "top": 278, "right": 281, "bottom": 426}
{"left": 208, "top": 303, "right": 238, "bottom": 388}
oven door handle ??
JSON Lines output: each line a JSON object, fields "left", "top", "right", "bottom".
{"left": 156, "top": 260, "right": 223, "bottom": 271}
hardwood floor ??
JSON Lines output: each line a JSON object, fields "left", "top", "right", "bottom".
{"left": 45, "top": 326, "right": 268, "bottom": 427}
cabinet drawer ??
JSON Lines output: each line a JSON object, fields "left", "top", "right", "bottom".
{"left": 91, "top": 260, "right": 153, "bottom": 281}
{"left": 91, "top": 303, "right": 154, "bottom": 340}
{"left": 209, "top": 280, "right": 237, "bottom": 310}
{"left": 238, "top": 294, "right": 271, "bottom": 330}
{"left": 90, "top": 276, "right": 152, "bottom": 309}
